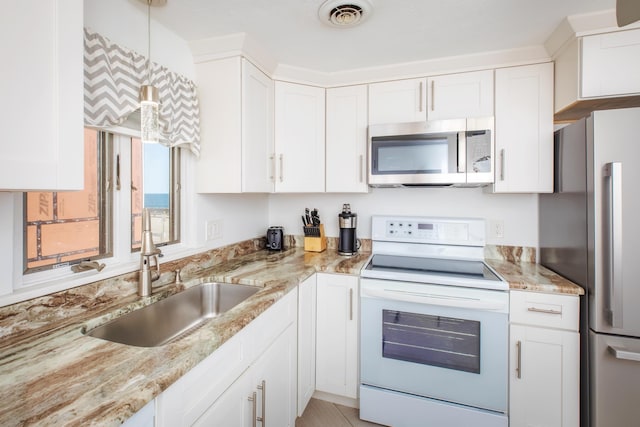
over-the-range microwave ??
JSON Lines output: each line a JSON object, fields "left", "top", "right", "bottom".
{"left": 368, "top": 117, "right": 494, "bottom": 187}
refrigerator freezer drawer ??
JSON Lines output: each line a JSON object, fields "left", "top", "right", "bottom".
{"left": 589, "top": 331, "right": 640, "bottom": 427}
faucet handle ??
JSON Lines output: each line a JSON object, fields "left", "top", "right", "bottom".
{"left": 175, "top": 269, "right": 183, "bottom": 284}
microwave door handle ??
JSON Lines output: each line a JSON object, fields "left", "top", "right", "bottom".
{"left": 457, "top": 132, "right": 466, "bottom": 173}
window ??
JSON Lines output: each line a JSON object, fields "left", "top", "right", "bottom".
{"left": 23, "top": 129, "right": 112, "bottom": 272}
{"left": 131, "top": 137, "right": 180, "bottom": 251}
{"left": 24, "top": 129, "right": 180, "bottom": 274}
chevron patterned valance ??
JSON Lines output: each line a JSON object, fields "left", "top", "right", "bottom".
{"left": 84, "top": 28, "right": 200, "bottom": 156}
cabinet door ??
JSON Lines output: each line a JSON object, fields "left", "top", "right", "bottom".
{"left": 122, "top": 400, "right": 155, "bottom": 427}
{"left": 326, "top": 85, "right": 368, "bottom": 193}
{"left": 493, "top": 63, "right": 553, "bottom": 193}
{"left": 368, "top": 78, "right": 427, "bottom": 125}
{"left": 252, "top": 323, "right": 297, "bottom": 427}
{"left": 193, "top": 370, "right": 253, "bottom": 427}
{"left": 298, "top": 275, "right": 317, "bottom": 416}
{"left": 316, "top": 273, "right": 359, "bottom": 399}
{"left": 0, "top": 0, "right": 84, "bottom": 191}
{"left": 242, "top": 59, "right": 274, "bottom": 192}
{"left": 274, "top": 82, "right": 325, "bottom": 192}
{"left": 582, "top": 29, "right": 640, "bottom": 98}
{"left": 510, "top": 324, "right": 579, "bottom": 427}
{"left": 195, "top": 57, "right": 242, "bottom": 193}
{"left": 427, "top": 70, "right": 493, "bottom": 120}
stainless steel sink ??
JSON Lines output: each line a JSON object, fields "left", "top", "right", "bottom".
{"left": 85, "top": 282, "right": 260, "bottom": 347}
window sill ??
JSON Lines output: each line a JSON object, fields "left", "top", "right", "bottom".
{"left": 1, "top": 244, "right": 207, "bottom": 308}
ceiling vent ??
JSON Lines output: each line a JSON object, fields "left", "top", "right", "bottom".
{"left": 319, "top": 0, "right": 373, "bottom": 28}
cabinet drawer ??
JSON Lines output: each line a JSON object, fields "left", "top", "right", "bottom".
{"left": 510, "top": 290, "right": 579, "bottom": 331}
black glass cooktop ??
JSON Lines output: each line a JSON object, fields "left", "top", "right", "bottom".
{"left": 364, "top": 254, "right": 502, "bottom": 282}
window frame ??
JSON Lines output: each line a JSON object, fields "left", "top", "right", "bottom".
{"left": 7, "top": 126, "right": 194, "bottom": 303}
{"left": 22, "top": 130, "right": 114, "bottom": 274}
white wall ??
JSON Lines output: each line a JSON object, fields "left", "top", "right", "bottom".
{"left": 84, "top": 0, "right": 195, "bottom": 79}
{"left": 268, "top": 188, "right": 538, "bottom": 247}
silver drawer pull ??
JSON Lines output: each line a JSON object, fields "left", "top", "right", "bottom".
{"left": 527, "top": 307, "right": 562, "bottom": 315}
{"left": 248, "top": 392, "right": 257, "bottom": 427}
{"left": 609, "top": 345, "right": 640, "bottom": 362}
{"left": 257, "top": 380, "right": 266, "bottom": 425}
{"left": 516, "top": 340, "right": 522, "bottom": 379}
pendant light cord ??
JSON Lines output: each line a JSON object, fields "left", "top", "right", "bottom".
{"left": 147, "top": 0, "right": 152, "bottom": 85}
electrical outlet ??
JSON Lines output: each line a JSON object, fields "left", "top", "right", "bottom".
{"left": 205, "top": 219, "right": 223, "bottom": 241}
{"left": 489, "top": 219, "right": 504, "bottom": 239}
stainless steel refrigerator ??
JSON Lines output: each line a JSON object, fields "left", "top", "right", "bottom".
{"left": 540, "top": 107, "right": 640, "bottom": 427}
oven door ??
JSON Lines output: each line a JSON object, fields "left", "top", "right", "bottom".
{"left": 360, "top": 278, "right": 509, "bottom": 413}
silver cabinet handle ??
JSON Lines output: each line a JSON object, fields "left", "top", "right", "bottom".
{"left": 527, "top": 307, "right": 562, "bottom": 315}
{"left": 279, "top": 154, "right": 284, "bottom": 183}
{"left": 430, "top": 80, "right": 435, "bottom": 112}
{"left": 609, "top": 345, "right": 640, "bottom": 362}
{"left": 516, "top": 340, "right": 522, "bottom": 379}
{"left": 349, "top": 288, "right": 354, "bottom": 321}
{"left": 604, "top": 162, "right": 623, "bottom": 328}
{"left": 499, "top": 149, "right": 505, "bottom": 181}
{"left": 248, "top": 392, "right": 257, "bottom": 427}
{"left": 359, "top": 155, "right": 364, "bottom": 183}
{"left": 257, "top": 380, "right": 266, "bottom": 425}
{"left": 418, "top": 81, "right": 424, "bottom": 113}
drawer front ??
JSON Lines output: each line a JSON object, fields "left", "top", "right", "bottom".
{"left": 510, "top": 290, "right": 579, "bottom": 331}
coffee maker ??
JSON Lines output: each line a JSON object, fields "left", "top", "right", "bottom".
{"left": 338, "top": 204, "right": 359, "bottom": 256}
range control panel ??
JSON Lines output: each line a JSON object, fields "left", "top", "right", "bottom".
{"left": 371, "top": 216, "right": 485, "bottom": 246}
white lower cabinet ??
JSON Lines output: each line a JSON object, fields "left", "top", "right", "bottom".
{"left": 122, "top": 400, "right": 155, "bottom": 427}
{"left": 509, "top": 291, "right": 580, "bottom": 427}
{"left": 155, "top": 288, "right": 297, "bottom": 427}
{"left": 195, "top": 323, "right": 297, "bottom": 427}
{"left": 297, "top": 275, "right": 317, "bottom": 415}
{"left": 315, "top": 273, "right": 359, "bottom": 399}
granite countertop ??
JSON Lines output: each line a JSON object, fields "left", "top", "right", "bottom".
{"left": 0, "top": 244, "right": 582, "bottom": 426}
{"left": 487, "top": 259, "right": 584, "bottom": 296}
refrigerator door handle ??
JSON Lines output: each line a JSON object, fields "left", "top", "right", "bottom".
{"left": 608, "top": 345, "right": 640, "bottom": 362}
{"left": 604, "top": 162, "right": 624, "bottom": 329}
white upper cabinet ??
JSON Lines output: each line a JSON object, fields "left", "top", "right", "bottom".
{"left": 0, "top": 0, "right": 84, "bottom": 191}
{"left": 326, "top": 85, "right": 369, "bottom": 193}
{"left": 196, "top": 57, "right": 274, "bottom": 193}
{"left": 274, "top": 81, "right": 325, "bottom": 192}
{"left": 426, "top": 70, "right": 494, "bottom": 120}
{"left": 368, "top": 71, "right": 493, "bottom": 126}
{"left": 581, "top": 29, "right": 640, "bottom": 98}
{"left": 242, "top": 60, "right": 275, "bottom": 192}
{"left": 368, "top": 78, "right": 427, "bottom": 125}
{"left": 555, "top": 28, "right": 640, "bottom": 120}
{"left": 492, "top": 63, "right": 553, "bottom": 193}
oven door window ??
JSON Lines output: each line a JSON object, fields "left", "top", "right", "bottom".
{"left": 371, "top": 133, "right": 458, "bottom": 175}
{"left": 383, "top": 310, "right": 480, "bottom": 374}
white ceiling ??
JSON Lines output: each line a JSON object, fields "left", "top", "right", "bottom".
{"left": 147, "top": 0, "right": 616, "bottom": 73}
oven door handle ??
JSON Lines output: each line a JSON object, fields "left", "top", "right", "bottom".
{"left": 361, "top": 288, "right": 507, "bottom": 311}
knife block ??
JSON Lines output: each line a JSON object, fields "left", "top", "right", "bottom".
{"left": 304, "top": 224, "right": 327, "bottom": 252}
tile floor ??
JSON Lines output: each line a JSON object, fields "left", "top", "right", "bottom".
{"left": 295, "top": 398, "right": 386, "bottom": 427}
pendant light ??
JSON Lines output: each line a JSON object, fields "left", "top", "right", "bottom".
{"left": 139, "top": 0, "right": 164, "bottom": 143}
